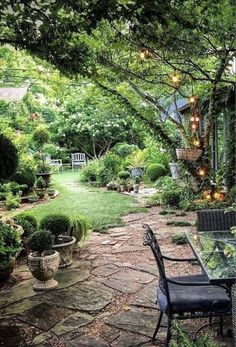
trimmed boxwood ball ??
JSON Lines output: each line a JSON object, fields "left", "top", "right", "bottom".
{"left": 40, "top": 214, "right": 71, "bottom": 243}
{"left": 28, "top": 230, "right": 53, "bottom": 254}
{"left": 117, "top": 171, "right": 130, "bottom": 180}
{"left": 0, "top": 134, "right": 19, "bottom": 180}
{"left": 146, "top": 163, "right": 167, "bottom": 182}
{"left": 13, "top": 213, "right": 37, "bottom": 238}
{"left": 32, "top": 126, "right": 50, "bottom": 146}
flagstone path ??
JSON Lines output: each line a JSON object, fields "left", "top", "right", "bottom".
{"left": 0, "top": 205, "right": 233, "bottom": 347}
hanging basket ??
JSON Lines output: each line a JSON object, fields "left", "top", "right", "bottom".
{"left": 176, "top": 148, "right": 202, "bottom": 161}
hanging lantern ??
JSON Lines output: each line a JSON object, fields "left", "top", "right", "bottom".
{"left": 197, "top": 166, "right": 208, "bottom": 177}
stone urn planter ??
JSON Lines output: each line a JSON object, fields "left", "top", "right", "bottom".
{"left": 53, "top": 236, "right": 76, "bottom": 268}
{"left": 28, "top": 250, "right": 60, "bottom": 291}
{"left": 169, "top": 162, "right": 180, "bottom": 180}
{"left": 36, "top": 172, "right": 51, "bottom": 187}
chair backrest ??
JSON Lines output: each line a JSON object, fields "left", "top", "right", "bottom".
{"left": 71, "top": 153, "right": 86, "bottom": 162}
{"left": 197, "top": 209, "right": 236, "bottom": 232}
{"left": 142, "top": 224, "right": 171, "bottom": 307}
{"left": 50, "top": 159, "right": 62, "bottom": 166}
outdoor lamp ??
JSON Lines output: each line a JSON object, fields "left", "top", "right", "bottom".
{"left": 189, "top": 95, "right": 197, "bottom": 104}
{"left": 190, "top": 116, "right": 195, "bottom": 122}
{"left": 171, "top": 73, "right": 180, "bottom": 84}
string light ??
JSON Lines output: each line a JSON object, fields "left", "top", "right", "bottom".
{"left": 171, "top": 72, "right": 181, "bottom": 84}
{"left": 197, "top": 166, "right": 208, "bottom": 177}
{"left": 192, "top": 137, "right": 201, "bottom": 147}
{"left": 189, "top": 95, "right": 197, "bottom": 104}
{"left": 139, "top": 48, "right": 152, "bottom": 60}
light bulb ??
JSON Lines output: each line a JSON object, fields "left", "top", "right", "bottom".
{"left": 190, "top": 116, "right": 195, "bottom": 122}
{"left": 191, "top": 124, "right": 197, "bottom": 130}
{"left": 189, "top": 95, "right": 196, "bottom": 103}
{"left": 195, "top": 116, "right": 200, "bottom": 122}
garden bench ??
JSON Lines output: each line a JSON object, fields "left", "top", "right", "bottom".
{"left": 71, "top": 153, "right": 86, "bottom": 171}
{"left": 50, "top": 159, "right": 63, "bottom": 172}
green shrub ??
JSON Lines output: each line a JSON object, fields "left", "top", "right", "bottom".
{"left": 0, "top": 221, "right": 22, "bottom": 269}
{"left": 35, "top": 176, "right": 46, "bottom": 189}
{"left": 146, "top": 163, "right": 167, "bottom": 182}
{"left": 14, "top": 167, "right": 36, "bottom": 193}
{"left": 113, "top": 143, "right": 138, "bottom": 158}
{"left": 13, "top": 214, "right": 37, "bottom": 238}
{"left": 161, "top": 189, "right": 181, "bottom": 207}
{"left": 80, "top": 159, "right": 100, "bottom": 183}
{"left": 118, "top": 171, "right": 130, "bottom": 180}
{"left": 0, "top": 134, "right": 19, "bottom": 180}
{"left": 171, "top": 233, "right": 187, "bottom": 245}
{"left": 70, "top": 215, "right": 90, "bottom": 243}
{"left": 5, "top": 193, "right": 21, "bottom": 210}
{"left": 28, "top": 230, "right": 53, "bottom": 254}
{"left": 0, "top": 192, "right": 6, "bottom": 201}
{"left": 40, "top": 214, "right": 71, "bottom": 243}
{"left": 3, "top": 181, "right": 27, "bottom": 195}
{"left": 28, "top": 194, "right": 39, "bottom": 203}
{"left": 229, "top": 184, "right": 236, "bottom": 202}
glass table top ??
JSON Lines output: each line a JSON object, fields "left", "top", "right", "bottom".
{"left": 187, "top": 231, "right": 236, "bottom": 284}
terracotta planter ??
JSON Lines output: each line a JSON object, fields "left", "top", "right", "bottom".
{"left": 0, "top": 258, "right": 15, "bottom": 281}
{"left": 28, "top": 250, "right": 60, "bottom": 291}
{"left": 176, "top": 148, "right": 202, "bottom": 161}
{"left": 53, "top": 236, "right": 76, "bottom": 268}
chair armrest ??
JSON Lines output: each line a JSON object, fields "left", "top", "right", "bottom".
{"left": 162, "top": 255, "right": 197, "bottom": 262}
{"left": 167, "top": 277, "right": 210, "bottom": 286}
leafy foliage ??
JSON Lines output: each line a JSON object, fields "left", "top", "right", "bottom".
{"left": 13, "top": 213, "right": 37, "bottom": 238}
{"left": 0, "top": 221, "right": 21, "bottom": 269}
{"left": 4, "top": 193, "right": 21, "bottom": 210}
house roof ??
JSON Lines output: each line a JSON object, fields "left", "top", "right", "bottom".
{"left": 0, "top": 85, "right": 29, "bottom": 101}
{"left": 160, "top": 98, "right": 190, "bottom": 123}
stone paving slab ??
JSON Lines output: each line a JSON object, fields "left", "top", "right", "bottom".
{"left": 0, "top": 298, "right": 41, "bottom": 317}
{"left": 0, "top": 279, "right": 38, "bottom": 308}
{"left": 111, "top": 332, "right": 150, "bottom": 347}
{"left": 102, "top": 269, "right": 155, "bottom": 294}
{"left": 92, "top": 264, "right": 120, "bottom": 277}
{"left": 0, "top": 321, "right": 29, "bottom": 347}
{"left": 42, "top": 281, "right": 113, "bottom": 313}
{"left": 18, "top": 302, "right": 71, "bottom": 331}
{"left": 68, "top": 335, "right": 109, "bottom": 347}
{"left": 106, "top": 309, "right": 158, "bottom": 337}
{"left": 131, "top": 282, "right": 157, "bottom": 309}
{"left": 112, "top": 245, "right": 147, "bottom": 254}
{"left": 51, "top": 311, "right": 94, "bottom": 336}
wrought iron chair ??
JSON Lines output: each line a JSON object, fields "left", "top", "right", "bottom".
{"left": 197, "top": 209, "right": 236, "bottom": 232}
{"left": 143, "top": 224, "right": 231, "bottom": 347}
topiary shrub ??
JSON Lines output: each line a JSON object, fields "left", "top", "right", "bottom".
{"left": 32, "top": 126, "right": 50, "bottom": 147}
{"left": 0, "top": 134, "right": 19, "bottom": 180}
{"left": 113, "top": 143, "right": 138, "bottom": 158}
{"left": 171, "top": 233, "right": 187, "bottom": 245}
{"left": 13, "top": 214, "right": 37, "bottom": 238}
{"left": 117, "top": 170, "right": 130, "bottom": 180}
{"left": 146, "top": 163, "right": 167, "bottom": 182}
{"left": 161, "top": 189, "right": 181, "bottom": 207}
{"left": 40, "top": 214, "right": 71, "bottom": 243}
{"left": 28, "top": 230, "right": 53, "bottom": 254}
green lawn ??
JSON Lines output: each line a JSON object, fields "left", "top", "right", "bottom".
{"left": 27, "top": 171, "right": 146, "bottom": 231}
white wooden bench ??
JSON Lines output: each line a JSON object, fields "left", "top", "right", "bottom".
{"left": 71, "top": 153, "right": 86, "bottom": 171}
{"left": 50, "top": 159, "right": 63, "bottom": 172}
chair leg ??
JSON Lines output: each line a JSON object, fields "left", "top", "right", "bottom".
{"left": 152, "top": 310, "right": 163, "bottom": 341}
{"left": 165, "top": 317, "right": 172, "bottom": 347}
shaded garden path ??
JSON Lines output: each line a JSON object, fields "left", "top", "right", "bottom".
{"left": 0, "top": 176, "right": 233, "bottom": 347}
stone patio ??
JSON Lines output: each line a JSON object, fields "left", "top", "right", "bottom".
{"left": 0, "top": 206, "right": 233, "bottom": 347}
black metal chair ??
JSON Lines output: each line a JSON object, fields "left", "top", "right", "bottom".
{"left": 197, "top": 209, "right": 236, "bottom": 232}
{"left": 143, "top": 224, "right": 231, "bottom": 347}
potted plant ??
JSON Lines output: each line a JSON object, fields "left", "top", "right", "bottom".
{"left": 47, "top": 188, "right": 55, "bottom": 197}
{"left": 13, "top": 213, "right": 38, "bottom": 254}
{"left": 0, "top": 221, "right": 22, "bottom": 281}
{"left": 117, "top": 171, "right": 130, "bottom": 192}
{"left": 28, "top": 194, "right": 39, "bottom": 203}
{"left": 175, "top": 148, "right": 202, "bottom": 161}
{"left": 133, "top": 176, "right": 141, "bottom": 193}
{"left": 27, "top": 230, "right": 60, "bottom": 291}
{"left": 40, "top": 214, "right": 76, "bottom": 268}
{"left": 127, "top": 149, "right": 145, "bottom": 178}
{"left": 69, "top": 215, "right": 90, "bottom": 251}
{"left": 35, "top": 177, "right": 46, "bottom": 199}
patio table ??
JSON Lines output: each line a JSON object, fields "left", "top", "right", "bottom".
{"left": 186, "top": 230, "right": 236, "bottom": 346}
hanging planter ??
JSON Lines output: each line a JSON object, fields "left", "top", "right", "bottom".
{"left": 176, "top": 148, "right": 202, "bottom": 161}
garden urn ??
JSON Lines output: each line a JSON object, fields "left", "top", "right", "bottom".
{"left": 53, "top": 236, "right": 76, "bottom": 268}
{"left": 28, "top": 250, "right": 60, "bottom": 291}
